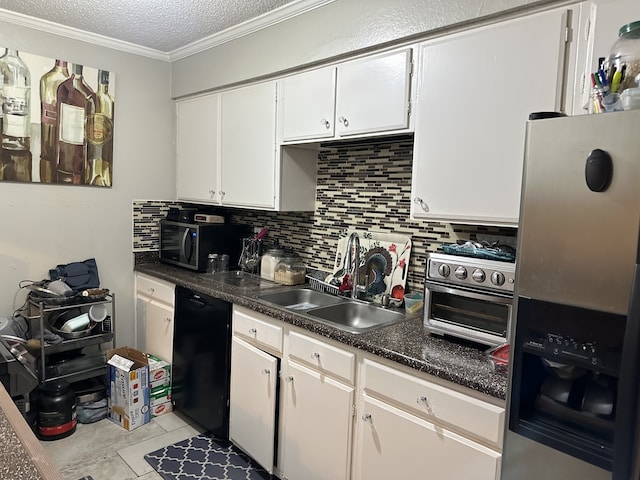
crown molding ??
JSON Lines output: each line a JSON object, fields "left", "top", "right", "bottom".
{"left": 0, "top": 7, "right": 171, "bottom": 61}
{"left": 0, "top": 0, "right": 335, "bottom": 63}
{"left": 167, "top": 0, "right": 335, "bottom": 62}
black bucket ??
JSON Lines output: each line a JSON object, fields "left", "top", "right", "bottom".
{"left": 37, "top": 380, "right": 77, "bottom": 440}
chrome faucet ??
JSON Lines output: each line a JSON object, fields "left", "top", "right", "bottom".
{"left": 347, "top": 232, "right": 367, "bottom": 300}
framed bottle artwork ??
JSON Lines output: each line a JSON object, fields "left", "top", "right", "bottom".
{"left": 0, "top": 47, "right": 115, "bottom": 187}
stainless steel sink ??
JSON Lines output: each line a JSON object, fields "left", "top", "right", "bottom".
{"left": 257, "top": 288, "right": 346, "bottom": 311}
{"left": 257, "top": 288, "right": 407, "bottom": 334}
{"left": 307, "top": 301, "right": 406, "bottom": 334}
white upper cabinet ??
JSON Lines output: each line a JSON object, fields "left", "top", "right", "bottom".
{"left": 176, "top": 94, "right": 220, "bottom": 203}
{"left": 280, "top": 48, "right": 413, "bottom": 143}
{"left": 220, "top": 81, "right": 278, "bottom": 209}
{"left": 335, "top": 48, "right": 412, "bottom": 137}
{"left": 176, "top": 81, "right": 318, "bottom": 211}
{"left": 281, "top": 67, "right": 337, "bottom": 141}
{"left": 411, "top": 8, "right": 572, "bottom": 226}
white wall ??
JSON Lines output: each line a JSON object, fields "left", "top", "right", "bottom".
{"left": 0, "top": 21, "right": 174, "bottom": 347}
{"left": 171, "top": 0, "right": 572, "bottom": 97}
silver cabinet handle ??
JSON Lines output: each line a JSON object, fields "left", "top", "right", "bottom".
{"left": 413, "top": 197, "right": 429, "bottom": 212}
{"left": 262, "top": 369, "right": 271, "bottom": 375}
{"left": 311, "top": 352, "right": 320, "bottom": 359}
{"left": 362, "top": 413, "right": 372, "bottom": 422}
{"left": 321, "top": 118, "right": 330, "bottom": 129}
{"left": 249, "top": 328, "right": 257, "bottom": 334}
{"left": 285, "top": 375, "right": 294, "bottom": 383}
{"left": 338, "top": 116, "right": 349, "bottom": 127}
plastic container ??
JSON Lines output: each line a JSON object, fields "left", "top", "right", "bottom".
{"left": 606, "top": 21, "right": 640, "bottom": 96}
{"left": 207, "top": 253, "right": 219, "bottom": 274}
{"left": 260, "top": 247, "right": 284, "bottom": 281}
{"left": 274, "top": 252, "right": 306, "bottom": 285}
{"left": 37, "top": 380, "right": 77, "bottom": 440}
{"left": 404, "top": 292, "right": 424, "bottom": 316}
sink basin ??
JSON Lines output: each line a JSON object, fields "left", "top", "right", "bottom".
{"left": 257, "top": 288, "right": 346, "bottom": 311}
{"left": 307, "top": 301, "right": 406, "bottom": 334}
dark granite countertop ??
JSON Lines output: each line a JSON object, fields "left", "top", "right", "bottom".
{"left": 136, "top": 262, "right": 508, "bottom": 400}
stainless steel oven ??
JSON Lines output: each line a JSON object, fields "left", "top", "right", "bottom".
{"left": 424, "top": 253, "right": 516, "bottom": 347}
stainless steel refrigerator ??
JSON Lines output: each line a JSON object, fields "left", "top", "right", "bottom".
{"left": 503, "top": 109, "right": 640, "bottom": 479}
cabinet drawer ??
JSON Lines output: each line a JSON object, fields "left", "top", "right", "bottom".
{"left": 362, "top": 359, "right": 504, "bottom": 448}
{"left": 136, "top": 273, "right": 175, "bottom": 306}
{"left": 233, "top": 307, "right": 283, "bottom": 354}
{"left": 288, "top": 331, "right": 355, "bottom": 385}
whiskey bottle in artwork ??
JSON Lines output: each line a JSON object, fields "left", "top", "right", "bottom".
{"left": 39, "top": 59, "right": 69, "bottom": 183}
{"left": 0, "top": 49, "right": 32, "bottom": 182}
{"left": 86, "top": 69, "right": 114, "bottom": 186}
{"left": 56, "top": 63, "right": 96, "bottom": 184}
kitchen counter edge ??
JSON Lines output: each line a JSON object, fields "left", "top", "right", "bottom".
{"left": 135, "top": 263, "right": 507, "bottom": 400}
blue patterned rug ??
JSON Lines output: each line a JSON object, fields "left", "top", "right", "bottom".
{"left": 144, "top": 433, "right": 275, "bottom": 480}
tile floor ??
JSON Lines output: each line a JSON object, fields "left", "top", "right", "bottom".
{"left": 40, "top": 412, "right": 207, "bottom": 480}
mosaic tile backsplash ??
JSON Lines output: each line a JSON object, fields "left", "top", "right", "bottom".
{"left": 132, "top": 138, "right": 516, "bottom": 292}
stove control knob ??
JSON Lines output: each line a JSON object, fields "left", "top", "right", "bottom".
{"left": 454, "top": 266, "right": 467, "bottom": 280}
{"left": 437, "top": 264, "right": 451, "bottom": 277}
{"left": 472, "top": 269, "right": 486, "bottom": 282}
{"left": 491, "top": 271, "right": 506, "bottom": 286}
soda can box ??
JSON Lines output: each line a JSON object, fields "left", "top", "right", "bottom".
{"left": 107, "top": 347, "right": 150, "bottom": 431}
{"left": 150, "top": 384, "right": 171, "bottom": 408}
{"left": 147, "top": 354, "right": 171, "bottom": 389}
{"left": 151, "top": 401, "right": 173, "bottom": 417}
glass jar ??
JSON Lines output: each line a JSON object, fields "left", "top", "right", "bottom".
{"left": 606, "top": 21, "right": 640, "bottom": 96}
{"left": 207, "top": 253, "right": 219, "bottom": 274}
{"left": 260, "top": 247, "right": 284, "bottom": 281}
{"left": 274, "top": 252, "right": 306, "bottom": 286}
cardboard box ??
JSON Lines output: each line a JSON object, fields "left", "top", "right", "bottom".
{"left": 147, "top": 354, "right": 171, "bottom": 389}
{"left": 107, "top": 347, "right": 150, "bottom": 431}
{"left": 149, "top": 383, "right": 171, "bottom": 418}
{"left": 150, "top": 401, "right": 173, "bottom": 417}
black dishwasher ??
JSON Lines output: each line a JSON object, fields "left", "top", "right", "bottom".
{"left": 172, "top": 286, "right": 231, "bottom": 439}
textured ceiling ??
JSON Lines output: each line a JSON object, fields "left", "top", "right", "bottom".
{"left": 0, "top": 0, "right": 296, "bottom": 53}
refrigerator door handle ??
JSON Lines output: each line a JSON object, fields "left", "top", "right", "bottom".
{"left": 613, "top": 263, "right": 640, "bottom": 480}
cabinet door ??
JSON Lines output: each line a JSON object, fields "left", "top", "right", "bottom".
{"left": 411, "top": 9, "right": 569, "bottom": 226}
{"left": 281, "top": 67, "right": 336, "bottom": 141}
{"left": 335, "top": 49, "right": 412, "bottom": 137}
{"left": 229, "top": 336, "right": 278, "bottom": 473}
{"left": 176, "top": 95, "right": 220, "bottom": 203}
{"left": 220, "top": 82, "right": 277, "bottom": 209}
{"left": 353, "top": 396, "right": 501, "bottom": 480}
{"left": 137, "top": 297, "right": 174, "bottom": 363}
{"left": 280, "top": 361, "right": 354, "bottom": 480}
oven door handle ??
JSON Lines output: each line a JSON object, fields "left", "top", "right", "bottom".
{"left": 425, "top": 282, "right": 513, "bottom": 305}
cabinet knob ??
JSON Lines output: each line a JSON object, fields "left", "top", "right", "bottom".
{"left": 219, "top": 191, "right": 226, "bottom": 200}
{"left": 311, "top": 352, "right": 320, "bottom": 359}
{"left": 321, "top": 118, "right": 330, "bottom": 129}
{"left": 249, "top": 328, "right": 257, "bottom": 335}
{"left": 148, "top": 287, "right": 155, "bottom": 294}
{"left": 262, "top": 369, "right": 271, "bottom": 375}
{"left": 362, "top": 413, "right": 372, "bottom": 423}
{"left": 285, "top": 375, "right": 294, "bottom": 383}
{"left": 338, "top": 116, "right": 349, "bottom": 127}
{"left": 417, "top": 395, "right": 428, "bottom": 404}
{"left": 164, "top": 317, "right": 171, "bottom": 324}
{"left": 413, "top": 197, "right": 429, "bottom": 212}
{"left": 209, "top": 189, "right": 216, "bottom": 199}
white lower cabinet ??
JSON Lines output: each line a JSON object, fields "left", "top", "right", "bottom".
{"left": 280, "top": 352, "right": 355, "bottom": 480}
{"left": 135, "top": 273, "right": 175, "bottom": 363}
{"left": 353, "top": 396, "right": 501, "bottom": 480}
{"left": 229, "top": 336, "right": 279, "bottom": 473}
{"left": 228, "top": 307, "right": 504, "bottom": 480}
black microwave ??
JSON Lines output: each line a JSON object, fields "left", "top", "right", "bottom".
{"left": 159, "top": 220, "right": 252, "bottom": 272}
